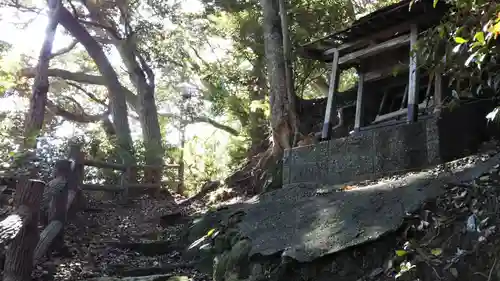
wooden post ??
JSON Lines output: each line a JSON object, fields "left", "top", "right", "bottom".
{"left": 68, "top": 143, "right": 85, "bottom": 210}
{"left": 144, "top": 166, "right": 152, "bottom": 184}
{"left": 3, "top": 179, "right": 45, "bottom": 281}
{"left": 407, "top": 24, "right": 419, "bottom": 123}
{"left": 127, "top": 166, "right": 138, "bottom": 185}
{"left": 321, "top": 49, "right": 340, "bottom": 140}
{"left": 434, "top": 73, "right": 443, "bottom": 114}
{"left": 120, "top": 168, "right": 129, "bottom": 203}
{"left": 68, "top": 143, "right": 84, "bottom": 188}
{"left": 33, "top": 160, "right": 75, "bottom": 264}
{"left": 48, "top": 160, "right": 70, "bottom": 253}
{"left": 144, "top": 166, "right": 161, "bottom": 185}
{"left": 354, "top": 69, "right": 365, "bottom": 132}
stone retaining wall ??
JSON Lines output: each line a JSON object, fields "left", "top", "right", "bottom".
{"left": 283, "top": 117, "right": 440, "bottom": 186}
{"left": 284, "top": 99, "right": 498, "bottom": 187}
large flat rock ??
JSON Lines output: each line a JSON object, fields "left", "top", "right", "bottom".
{"left": 237, "top": 171, "right": 444, "bottom": 262}
{"left": 234, "top": 153, "right": 500, "bottom": 262}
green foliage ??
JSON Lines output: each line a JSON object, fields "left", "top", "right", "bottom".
{"left": 415, "top": 0, "right": 500, "bottom": 121}
{"left": 417, "top": 1, "right": 500, "bottom": 98}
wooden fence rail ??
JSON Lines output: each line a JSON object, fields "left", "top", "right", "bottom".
{"left": 79, "top": 145, "right": 182, "bottom": 197}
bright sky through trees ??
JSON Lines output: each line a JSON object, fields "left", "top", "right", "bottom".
{"left": 0, "top": 0, "right": 236, "bottom": 153}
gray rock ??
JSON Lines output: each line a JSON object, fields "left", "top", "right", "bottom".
{"left": 479, "top": 175, "right": 490, "bottom": 182}
{"left": 236, "top": 171, "right": 445, "bottom": 262}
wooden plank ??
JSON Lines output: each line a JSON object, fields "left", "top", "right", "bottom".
{"left": 82, "top": 182, "right": 178, "bottom": 192}
{"left": 143, "top": 164, "right": 181, "bottom": 169}
{"left": 434, "top": 72, "right": 443, "bottom": 114}
{"left": 407, "top": 24, "right": 419, "bottom": 123}
{"left": 82, "top": 160, "right": 180, "bottom": 171}
{"left": 400, "top": 84, "right": 409, "bottom": 109}
{"left": 338, "top": 34, "right": 410, "bottom": 65}
{"left": 119, "top": 168, "right": 128, "bottom": 204}
{"left": 83, "top": 159, "right": 127, "bottom": 171}
{"left": 321, "top": 49, "right": 340, "bottom": 140}
{"left": 81, "top": 184, "right": 123, "bottom": 192}
{"left": 373, "top": 101, "right": 431, "bottom": 124}
{"left": 377, "top": 90, "right": 388, "bottom": 116}
{"left": 128, "top": 183, "right": 161, "bottom": 189}
{"left": 354, "top": 72, "right": 365, "bottom": 131}
{"left": 324, "top": 16, "right": 428, "bottom": 56}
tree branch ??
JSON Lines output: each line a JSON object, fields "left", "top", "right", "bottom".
{"left": 77, "top": 19, "right": 121, "bottom": 39}
{"left": 49, "top": 40, "right": 78, "bottom": 59}
{"left": 19, "top": 67, "right": 139, "bottom": 112}
{"left": 159, "top": 112, "right": 239, "bottom": 136}
{"left": 66, "top": 81, "right": 108, "bottom": 106}
{"left": 46, "top": 99, "right": 108, "bottom": 123}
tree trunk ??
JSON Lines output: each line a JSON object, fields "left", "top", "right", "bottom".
{"left": 278, "top": 0, "right": 299, "bottom": 147}
{"left": 115, "top": 42, "right": 164, "bottom": 183}
{"left": 58, "top": 7, "right": 135, "bottom": 166}
{"left": 3, "top": 180, "right": 45, "bottom": 281}
{"left": 23, "top": 0, "right": 61, "bottom": 149}
{"left": 248, "top": 57, "right": 268, "bottom": 154}
{"left": 260, "top": 0, "right": 298, "bottom": 156}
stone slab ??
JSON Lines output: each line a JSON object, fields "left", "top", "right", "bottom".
{"left": 239, "top": 171, "right": 444, "bottom": 262}
{"left": 246, "top": 153, "right": 500, "bottom": 262}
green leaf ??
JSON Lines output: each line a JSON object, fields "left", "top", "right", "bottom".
{"left": 465, "top": 53, "right": 476, "bottom": 67}
{"left": 207, "top": 228, "right": 216, "bottom": 237}
{"left": 395, "top": 250, "right": 407, "bottom": 257}
{"left": 431, "top": 248, "right": 443, "bottom": 256}
{"left": 454, "top": 37, "right": 469, "bottom": 44}
{"left": 433, "top": 0, "right": 439, "bottom": 8}
{"left": 474, "top": 31, "right": 485, "bottom": 44}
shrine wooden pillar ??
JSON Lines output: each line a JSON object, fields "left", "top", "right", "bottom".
{"left": 354, "top": 66, "right": 365, "bottom": 132}
{"left": 407, "top": 24, "right": 419, "bottom": 123}
{"left": 321, "top": 49, "right": 340, "bottom": 140}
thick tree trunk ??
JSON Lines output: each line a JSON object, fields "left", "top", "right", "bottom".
{"left": 248, "top": 58, "right": 268, "bottom": 154}
{"left": 58, "top": 7, "right": 135, "bottom": 166}
{"left": 3, "top": 180, "right": 45, "bottom": 281}
{"left": 260, "top": 0, "right": 298, "bottom": 156}
{"left": 23, "top": 0, "right": 61, "bottom": 149}
{"left": 278, "top": 0, "right": 299, "bottom": 147}
{"left": 115, "top": 42, "right": 164, "bottom": 183}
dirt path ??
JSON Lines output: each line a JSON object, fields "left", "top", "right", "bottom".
{"left": 33, "top": 195, "right": 208, "bottom": 281}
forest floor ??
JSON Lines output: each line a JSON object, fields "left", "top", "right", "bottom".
{"left": 31, "top": 193, "right": 211, "bottom": 281}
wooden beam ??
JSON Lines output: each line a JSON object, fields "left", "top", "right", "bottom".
{"left": 81, "top": 183, "right": 171, "bottom": 192}
{"left": 324, "top": 16, "right": 428, "bottom": 56}
{"left": 82, "top": 159, "right": 180, "bottom": 171}
{"left": 83, "top": 159, "right": 126, "bottom": 171}
{"left": 338, "top": 34, "right": 410, "bottom": 65}
{"left": 407, "top": 24, "right": 419, "bottom": 123}
{"left": 81, "top": 184, "right": 123, "bottom": 192}
{"left": 374, "top": 100, "right": 431, "bottom": 124}
{"left": 321, "top": 49, "right": 340, "bottom": 140}
{"left": 377, "top": 90, "right": 388, "bottom": 116}
{"left": 354, "top": 72, "right": 365, "bottom": 131}
{"left": 434, "top": 73, "right": 443, "bottom": 114}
